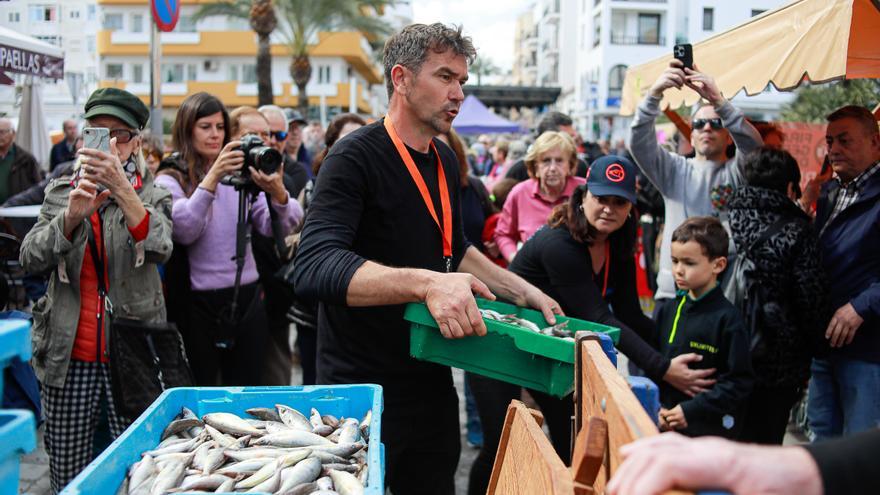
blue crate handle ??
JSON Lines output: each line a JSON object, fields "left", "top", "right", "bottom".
{"left": 627, "top": 376, "right": 660, "bottom": 423}
{"left": 594, "top": 332, "right": 617, "bottom": 367}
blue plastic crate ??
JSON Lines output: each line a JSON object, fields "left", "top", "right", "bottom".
{"left": 0, "top": 319, "right": 31, "bottom": 398}
{"left": 62, "top": 385, "right": 384, "bottom": 495}
{"left": 0, "top": 409, "right": 37, "bottom": 495}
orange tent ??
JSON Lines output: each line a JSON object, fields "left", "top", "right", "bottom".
{"left": 620, "top": 0, "right": 880, "bottom": 116}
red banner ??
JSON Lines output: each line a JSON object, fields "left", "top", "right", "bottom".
{"left": 775, "top": 122, "right": 827, "bottom": 187}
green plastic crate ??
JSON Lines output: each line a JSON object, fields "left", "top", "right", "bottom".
{"left": 406, "top": 298, "right": 620, "bottom": 398}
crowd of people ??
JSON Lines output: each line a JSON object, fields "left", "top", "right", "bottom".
{"left": 0, "top": 20, "right": 877, "bottom": 495}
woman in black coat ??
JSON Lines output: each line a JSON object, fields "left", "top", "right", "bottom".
{"left": 727, "top": 146, "right": 829, "bottom": 444}
{"left": 467, "top": 156, "right": 717, "bottom": 495}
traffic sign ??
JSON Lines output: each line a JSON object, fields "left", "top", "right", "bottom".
{"left": 151, "top": 0, "right": 180, "bottom": 32}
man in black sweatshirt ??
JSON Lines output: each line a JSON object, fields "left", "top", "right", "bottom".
{"left": 292, "top": 24, "right": 558, "bottom": 495}
{"left": 653, "top": 216, "right": 754, "bottom": 438}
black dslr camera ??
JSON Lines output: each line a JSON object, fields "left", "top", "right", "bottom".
{"left": 224, "top": 134, "right": 283, "bottom": 189}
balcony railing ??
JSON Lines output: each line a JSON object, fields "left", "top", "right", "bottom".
{"left": 610, "top": 33, "right": 665, "bottom": 45}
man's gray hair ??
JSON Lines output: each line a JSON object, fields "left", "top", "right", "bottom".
{"left": 258, "top": 104, "right": 287, "bottom": 124}
{"left": 383, "top": 23, "right": 477, "bottom": 98}
{"left": 827, "top": 105, "right": 879, "bottom": 137}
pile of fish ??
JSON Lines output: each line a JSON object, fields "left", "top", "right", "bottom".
{"left": 479, "top": 309, "right": 575, "bottom": 342}
{"left": 120, "top": 404, "right": 372, "bottom": 495}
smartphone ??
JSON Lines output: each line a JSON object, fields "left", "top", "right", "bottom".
{"left": 83, "top": 127, "right": 110, "bottom": 153}
{"left": 77, "top": 127, "right": 110, "bottom": 191}
{"left": 674, "top": 43, "right": 693, "bottom": 70}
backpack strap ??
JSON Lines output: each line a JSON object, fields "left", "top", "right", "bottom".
{"left": 744, "top": 216, "right": 788, "bottom": 256}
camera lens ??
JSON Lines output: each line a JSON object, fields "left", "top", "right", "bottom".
{"left": 254, "top": 147, "right": 282, "bottom": 175}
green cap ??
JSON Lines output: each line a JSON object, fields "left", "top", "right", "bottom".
{"left": 83, "top": 88, "right": 150, "bottom": 130}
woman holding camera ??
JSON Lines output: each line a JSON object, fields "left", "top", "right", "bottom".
{"left": 20, "top": 88, "right": 173, "bottom": 491}
{"left": 156, "top": 95, "right": 302, "bottom": 386}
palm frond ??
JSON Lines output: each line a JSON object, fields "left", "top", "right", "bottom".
{"left": 192, "top": 0, "right": 251, "bottom": 22}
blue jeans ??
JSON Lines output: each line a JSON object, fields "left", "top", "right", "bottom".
{"left": 807, "top": 356, "right": 880, "bottom": 442}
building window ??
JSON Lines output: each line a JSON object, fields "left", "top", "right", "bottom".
{"left": 87, "top": 5, "right": 96, "bottom": 21}
{"left": 187, "top": 64, "right": 197, "bottom": 81}
{"left": 87, "top": 36, "right": 96, "bottom": 53}
{"left": 8, "top": 12, "right": 20, "bottom": 23}
{"left": 751, "top": 9, "right": 766, "bottom": 17}
{"left": 317, "top": 66, "right": 331, "bottom": 84}
{"left": 176, "top": 15, "right": 197, "bottom": 33}
{"left": 103, "top": 13, "right": 123, "bottom": 31}
{"left": 132, "top": 14, "right": 144, "bottom": 33}
{"left": 608, "top": 64, "right": 627, "bottom": 99}
{"left": 593, "top": 13, "right": 601, "bottom": 47}
{"left": 228, "top": 65, "right": 239, "bottom": 82}
{"left": 106, "top": 64, "right": 124, "bottom": 79}
{"left": 162, "top": 64, "right": 185, "bottom": 83}
{"left": 133, "top": 64, "right": 144, "bottom": 84}
{"left": 70, "top": 9, "right": 80, "bottom": 19}
{"left": 702, "top": 8, "right": 714, "bottom": 31}
{"left": 242, "top": 64, "right": 257, "bottom": 84}
{"left": 638, "top": 14, "right": 661, "bottom": 44}
{"left": 29, "top": 5, "right": 57, "bottom": 22}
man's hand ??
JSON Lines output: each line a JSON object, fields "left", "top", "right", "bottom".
{"left": 606, "top": 432, "right": 823, "bottom": 495}
{"left": 516, "top": 286, "right": 563, "bottom": 326}
{"left": 425, "top": 272, "right": 496, "bottom": 339}
{"left": 825, "top": 303, "right": 864, "bottom": 348}
{"left": 684, "top": 63, "right": 725, "bottom": 106}
{"left": 663, "top": 353, "right": 716, "bottom": 397}
{"left": 250, "top": 167, "right": 288, "bottom": 205}
{"left": 660, "top": 405, "right": 688, "bottom": 431}
{"left": 649, "top": 60, "right": 687, "bottom": 99}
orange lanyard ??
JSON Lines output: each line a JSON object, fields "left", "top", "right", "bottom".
{"left": 384, "top": 116, "right": 453, "bottom": 271}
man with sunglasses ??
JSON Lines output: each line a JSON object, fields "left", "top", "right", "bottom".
{"left": 259, "top": 105, "right": 309, "bottom": 199}
{"left": 628, "top": 59, "right": 762, "bottom": 306}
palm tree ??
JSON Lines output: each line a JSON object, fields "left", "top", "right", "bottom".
{"left": 272, "top": 0, "right": 393, "bottom": 117}
{"left": 470, "top": 55, "right": 500, "bottom": 86}
{"left": 194, "top": 0, "right": 278, "bottom": 106}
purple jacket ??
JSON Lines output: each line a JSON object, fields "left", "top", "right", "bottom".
{"left": 155, "top": 175, "right": 303, "bottom": 291}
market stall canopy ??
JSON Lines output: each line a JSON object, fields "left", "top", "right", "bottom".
{"left": 620, "top": 0, "right": 880, "bottom": 116}
{"left": 453, "top": 95, "right": 524, "bottom": 135}
{"left": 0, "top": 26, "right": 64, "bottom": 85}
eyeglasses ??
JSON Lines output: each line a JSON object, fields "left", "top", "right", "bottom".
{"left": 109, "top": 128, "right": 139, "bottom": 144}
{"left": 271, "top": 130, "right": 289, "bottom": 141}
{"left": 692, "top": 118, "right": 723, "bottom": 130}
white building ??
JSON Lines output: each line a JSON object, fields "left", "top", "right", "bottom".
{"left": 0, "top": 1, "right": 100, "bottom": 131}
{"left": 513, "top": 0, "right": 793, "bottom": 142}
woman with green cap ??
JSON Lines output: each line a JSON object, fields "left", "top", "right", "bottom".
{"left": 20, "top": 87, "right": 173, "bottom": 492}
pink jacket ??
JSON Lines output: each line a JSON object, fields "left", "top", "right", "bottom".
{"left": 494, "top": 176, "right": 585, "bottom": 261}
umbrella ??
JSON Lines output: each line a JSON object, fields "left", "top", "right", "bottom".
{"left": 16, "top": 76, "right": 51, "bottom": 171}
{"left": 453, "top": 95, "right": 524, "bottom": 135}
{"left": 619, "top": 0, "right": 880, "bottom": 115}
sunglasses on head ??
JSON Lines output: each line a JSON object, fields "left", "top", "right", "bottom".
{"left": 109, "top": 129, "right": 139, "bottom": 144}
{"left": 692, "top": 118, "right": 723, "bottom": 130}
{"left": 271, "top": 130, "right": 289, "bottom": 141}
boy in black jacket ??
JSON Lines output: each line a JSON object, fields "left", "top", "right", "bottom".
{"left": 653, "top": 216, "right": 754, "bottom": 438}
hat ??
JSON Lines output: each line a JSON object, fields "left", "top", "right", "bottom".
{"left": 284, "top": 108, "right": 307, "bottom": 126}
{"left": 83, "top": 88, "right": 150, "bottom": 130}
{"left": 586, "top": 155, "right": 637, "bottom": 204}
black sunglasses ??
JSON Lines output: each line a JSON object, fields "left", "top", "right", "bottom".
{"left": 109, "top": 128, "right": 139, "bottom": 144}
{"left": 271, "top": 130, "right": 289, "bottom": 141}
{"left": 692, "top": 118, "right": 723, "bottom": 130}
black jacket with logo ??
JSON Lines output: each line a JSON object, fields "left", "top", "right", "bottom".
{"left": 653, "top": 286, "right": 754, "bottom": 438}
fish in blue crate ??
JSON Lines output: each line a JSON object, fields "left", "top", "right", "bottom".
{"left": 119, "top": 403, "right": 372, "bottom": 495}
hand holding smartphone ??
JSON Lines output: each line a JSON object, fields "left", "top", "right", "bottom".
{"left": 77, "top": 127, "right": 110, "bottom": 192}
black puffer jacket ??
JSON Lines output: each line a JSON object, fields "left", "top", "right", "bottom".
{"left": 727, "top": 186, "right": 830, "bottom": 388}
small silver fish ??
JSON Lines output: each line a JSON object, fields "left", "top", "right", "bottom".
{"left": 277, "top": 456, "right": 322, "bottom": 493}
{"left": 203, "top": 413, "right": 264, "bottom": 438}
{"left": 329, "top": 469, "right": 365, "bottom": 495}
{"left": 246, "top": 407, "right": 282, "bottom": 423}
{"left": 276, "top": 404, "right": 314, "bottom": 432}
{"left": 252, "top": 430, "right": 333, "bottom": 448}
{"left": 161, "top": 418, "right": 203, "bottom": 441}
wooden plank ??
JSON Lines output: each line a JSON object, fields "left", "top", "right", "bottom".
{"left": 488, "top": 400, "right": 574, "bottom": 495}
{"left": 579, "top": 340, "right": 659, "bottom": 493}
{"left": 570, "top": 416, "right": 606, "bottom": 488}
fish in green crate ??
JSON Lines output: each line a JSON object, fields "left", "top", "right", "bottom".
{"left": 478, "top": 308, "right": 576, "bottom": 340}
{"left": 119, "top": 405, "right": 371, "bottom": 494}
